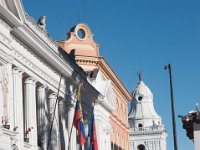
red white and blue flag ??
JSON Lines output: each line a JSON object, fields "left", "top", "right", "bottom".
{"left": 88, "top": 109, "right": 98, "bottom": 150}
{"left": 73, "top": 85, "right": 86, "bottom": 145}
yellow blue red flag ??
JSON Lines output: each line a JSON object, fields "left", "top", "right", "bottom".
{"left": 73, "top": 84, "right": 86, "bottom": 145}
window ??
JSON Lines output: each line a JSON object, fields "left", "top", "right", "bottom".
{"left": 138, "top": 124, "right": 143, "bottom": 128}
{"left": 137, "top": 144, "right": 145, "bottom": 150}
{"left": 138, "top": 96, "right": 143, "bottom": 101}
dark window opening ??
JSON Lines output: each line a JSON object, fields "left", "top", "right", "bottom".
{"left": 138, "top": 96, "right": 143, "bottom": 101}
{"left": 137, "top": 144, "right": 145, "bottom": 150}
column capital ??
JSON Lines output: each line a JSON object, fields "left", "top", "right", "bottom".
{"left": 48, "top": 92, "right": 57, "bottom": 100}
{"left": 24, "top": 77, "right": 37, "bottom": 85}
{"left": 12, "top": 67, "right": 24, "bottom": 76}
{"left": 66, "top": 101, "right": 76, "bottom": 109}
{"left": 37, "top": 85, "right": 47, "bottom": 92}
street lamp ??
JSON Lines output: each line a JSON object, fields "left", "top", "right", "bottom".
{"left": 164, "top": 64, "right": 178, "bottom": 150}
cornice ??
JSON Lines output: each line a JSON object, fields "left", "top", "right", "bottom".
{"left": 75, "top": 55, "right": 131, "bottom": 102}
{"left": 0, "top": 4, "right": 22, "bottom": 28}
{"left": 25, "top": 14, "right": 58, "bottom": 52}
{"left": 129, "top": 127, "right": 167, "bottom": 136}
{"left": 10, "top": 39, "right": 66, "bottom": 95}
{"left": 10, "top": 26, "right": 74, "bottom": 76}
{"left": 98, "top": 57, "right": 131, "bottom": 102}
{"left": 76, "top": 58, "right": 98, "bottom": 66}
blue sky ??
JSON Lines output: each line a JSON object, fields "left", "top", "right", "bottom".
{"left": 22, "top": 0, "right": 200, "bottom": 149}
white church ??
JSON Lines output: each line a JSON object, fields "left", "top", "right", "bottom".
{"left": 128, "top": 73, "right": 167, "bottom": 150}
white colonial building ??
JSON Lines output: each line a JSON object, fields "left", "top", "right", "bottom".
{"left": 128, "top": 74, "right": 167, "bottom": 150}
{"left": 0, "top": 0, "right": 115, "bottom": 150}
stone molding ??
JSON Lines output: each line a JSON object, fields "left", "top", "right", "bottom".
{"left": 0, "top": 17, "right": 66, "bottom": 96}
{"left": 10, "top": 39, "right": 66, "bottom": 96}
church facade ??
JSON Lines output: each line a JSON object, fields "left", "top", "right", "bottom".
{"left": 128, "top": 74, "right": 167, "bottom": 150}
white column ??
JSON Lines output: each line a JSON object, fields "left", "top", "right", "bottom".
{"left": 0, "top": 65, "right": 5, "bottom": 127}
{"left": 67, "top": 105, "right": 77, "bottom": 150}
{"left": 37, "top": 85, "right": 48, "bottom": 150}
{"left": 12, "top": 67, "right": 24, "bottom": 148}
{"left": 6, "top": 64, "right": 13, "bottom": 130}
{"left": 24, "top": 77, "right": 37, "bottom": 146}
{"left": 48, "top": 93, "right": 60, "bottom": 150}
{"left": 95, "top": 119, "right": 101, "bottom": 149}
{"left": 59, "top": 100, "right": 69, "bottom": 150}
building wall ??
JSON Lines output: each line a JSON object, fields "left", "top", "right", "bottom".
{"left": 58, "top": 23, "right": 131, "bottom": 150}
{"left": 0, "top": 1, "right": 99, "bottom": 149}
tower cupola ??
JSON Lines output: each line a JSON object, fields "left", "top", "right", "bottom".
{"left": 128, "top": 73, "right": 162, "bottom": 128}
{"left": 128, "top": 73, "right": 167, "bottom": 150}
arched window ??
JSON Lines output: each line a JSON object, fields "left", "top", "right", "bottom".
{"left": 138, "top": 123, "right": 143, "bottom": 128}
{"left": 137, "top": 144, "right": 145, "bottom": 150}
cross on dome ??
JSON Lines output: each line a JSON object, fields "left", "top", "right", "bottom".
{"left": 137, "top": 72, "right": 142, "bottom": 82}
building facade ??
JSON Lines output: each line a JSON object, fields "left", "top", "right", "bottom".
{"left": 0, "top": 0, "right": 102, "bottom": 150}
{"left": 180, "top": 106, "right": 200, "bottom": 150}
{"left": 58, "top": 23, "right": 131, "bottom": 150}
{"left": 128, "top": 74, "right": 167, "bottom": 150}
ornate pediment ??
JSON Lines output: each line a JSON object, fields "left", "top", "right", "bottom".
{"left": 58, "top": 23, "right": 100, "bottom": 57}
{"left": 0, "top": 0, "right": 26, "bottom": 22}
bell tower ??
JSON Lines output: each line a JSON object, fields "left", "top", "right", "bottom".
{"left": 128, "top": 73, "right": 167, "bottom": 150}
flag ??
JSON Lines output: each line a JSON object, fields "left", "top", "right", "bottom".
{"left": 73, "top": 85, "right": 86, "bottom": 145}
{"left": 88, "top": 109, "right": 98, "bottom": 150}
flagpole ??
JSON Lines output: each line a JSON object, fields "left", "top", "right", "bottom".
{"left": 68, "top": 83, "right": 82, "bottom": 150}
{"left": 47, "top": 73, "right": 63, "bottom": 150}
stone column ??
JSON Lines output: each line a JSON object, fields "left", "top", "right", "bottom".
{"left": 59, "top": 99, "right": 69, "bottom": 150}
{"left": 104, "top": 128, "right": 112, "bottom": 150}
{"left": 24, "top": 77, "right": 37, "bottom": 146}
{"left": 37, "top": 85, "right": 48, "bottom": 149}
{"left": 48, "top": 93, "right": 60, "bottom": 150}
{"left": 67, "top": 105, "right": 77, "bottom": 150}
{"left": 12, "top": 67, "right": 24, "bottom": 147}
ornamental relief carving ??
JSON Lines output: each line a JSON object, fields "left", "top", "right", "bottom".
{"left": 0, "top": 65, "right": 9, "bottom": 126}
{"left": 105, "top": 81, "right": 116, "bottom": 109}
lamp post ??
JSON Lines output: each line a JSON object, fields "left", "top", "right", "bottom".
{"left": 164, "top": 64, "right": 178, "bottom": 150}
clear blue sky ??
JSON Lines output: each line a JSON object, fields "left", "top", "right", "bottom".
{"left": 23, "top": 0, "right": 200, "bottom": 149}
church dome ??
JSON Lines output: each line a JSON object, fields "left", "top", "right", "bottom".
{"left": 128, "top": 73, "right": 162, "bottom": 128}
{"left": 132, "top": 81, "right": 153, "bottom": 101}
